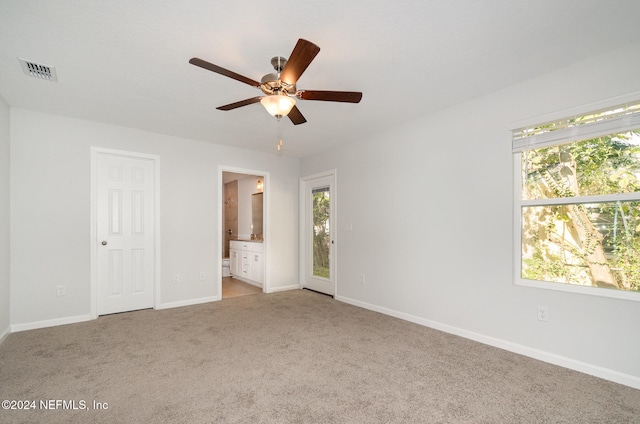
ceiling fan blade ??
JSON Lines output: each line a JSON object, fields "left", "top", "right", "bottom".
{"left": 216, "top": 97, "right": 263, "bottom": 111}
{"left": 288, "top": 105, "right": 307, "bottom": 125}
{"left": 279, "top": 39, "right": 321, "bottom": 86}
{"left": 298, "top": 90, "right": 363, "bottom": 103}
{"left": 189, "top": 58, "right": 261, "bottom": 87}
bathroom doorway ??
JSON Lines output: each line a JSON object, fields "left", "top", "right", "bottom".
{"left": 219, "top": 167, "right": 268, "bottom": 299}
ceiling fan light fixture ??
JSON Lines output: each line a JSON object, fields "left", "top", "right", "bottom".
{"left": 260, "top": 94, "right": 295, "bottom": 118}
{"left": 189, "top": 39, "right": 361, "bottom": 126}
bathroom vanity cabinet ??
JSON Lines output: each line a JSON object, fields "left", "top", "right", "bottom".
{"left": 229, "top": 240, "right": 264, "bottom": 286}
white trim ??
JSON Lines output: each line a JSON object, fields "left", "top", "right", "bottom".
{"left": 11, "top": 314, "right": 92, "bottom": 333}
{"left": 512, "top": 148, "right": 522, "bottom": 287}
{"left": 516, "top": 278, "right": 640, "bottom": 301}
{"left": 521, "top": 192, "right": 640, "bottom": 207}
{"left": 336, "top": 295, "right": 640, "bottom": 390}
{"left": 90, "top": 147, "right": 161, "bottom": 319}
{"left": 299, "top": 180, "right": 305, "bottom": 291}
{"left": 299, "top": 169, "right": 338, "bottom": 297}
{"left": 0, "top": 325, "right": 10, "bottom": 344}
{"left": 156, "top": 296, "right": 218, "bottom": 310}
{"left": 218, "top": 166, "right": 270, "bottom": 299}
{"left": 267, "top": 284, "right": 301, "bottom": 293}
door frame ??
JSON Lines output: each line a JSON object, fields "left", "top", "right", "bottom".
{"left": 299, "top": 169, "right": 337, "bottom": 296}
{"left": 218, "top": 165, "right": 270, "bottom": 297}
{"left": 90, "top": 147, "right": 161, "bottom": 319}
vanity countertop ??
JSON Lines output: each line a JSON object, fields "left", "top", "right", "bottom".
{"left": 231, "top": 238, "right": 263, "bottom": 243}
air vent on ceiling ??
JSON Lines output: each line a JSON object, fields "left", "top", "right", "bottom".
{"left": 18, "top": 58, "right": 58, "bottom": 81}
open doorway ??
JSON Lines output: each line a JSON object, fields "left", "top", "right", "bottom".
{"left": 220, "top": 168, "right": 267, "bottom": 299}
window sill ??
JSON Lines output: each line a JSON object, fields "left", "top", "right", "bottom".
{"left": 515, "top": 278, "right": 640, "bottom": 302}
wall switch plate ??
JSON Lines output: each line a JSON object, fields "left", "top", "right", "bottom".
{"left": 537, "top": 306, "right": 549, "bottom": 322}
{"left": 56, "top": 285, "right": 66, "bottom": 296}
{"left": 173, "top": 275, "right": 180, "bottom": 284}
{"left": 359, "top": 274, "right": 365, "bottom": 284}
{"left": 200, "top": 272, "right": 206, "bottom": 281}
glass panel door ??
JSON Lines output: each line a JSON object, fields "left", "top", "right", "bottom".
{"left": 312, "top": 186, "right": 330, "bottom": 279}
{"left": 302, "top": 172, "right": 335, "bottom": 296}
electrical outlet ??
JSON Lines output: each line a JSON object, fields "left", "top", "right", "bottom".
{"left": 199, "top": 272, "right": 206, "bottom": 281}
{"left": 56, "top": 285, "right": 66, "bottom": 296}
{"left": 359, "top": 274, "right": 366, "bottom": 284}
{"left": 537, "top": 306, "right": 549, "bottom": 322}
{"left": 173, "top": 275, "right": 180, "bottom": 284}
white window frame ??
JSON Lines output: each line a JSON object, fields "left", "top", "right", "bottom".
{"left": 513, "top": 92, "right": 640, "bottom": 301}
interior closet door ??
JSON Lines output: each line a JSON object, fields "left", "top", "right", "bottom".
{"left": 96, "top": 152, "right": 156, "bottom": 315}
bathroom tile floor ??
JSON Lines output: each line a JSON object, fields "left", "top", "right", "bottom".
{"left": 221, "top": 277, "right": 262, "bottom": 299}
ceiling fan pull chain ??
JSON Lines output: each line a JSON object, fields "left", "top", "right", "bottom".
{"left": 277, "top": 120, "right": 283, "bottom": 152}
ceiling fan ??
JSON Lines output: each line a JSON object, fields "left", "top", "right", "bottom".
{"left": 188, "top": 39, "right": 362, "bottom": 125}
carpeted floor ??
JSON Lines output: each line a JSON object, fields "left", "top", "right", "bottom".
{"left": 1, "top": 289, "right": 639, "bottom": 423}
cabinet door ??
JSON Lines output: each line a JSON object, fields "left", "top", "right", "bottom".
{"left": 251, "top": 252, "right": 264, "bottom": 284}
{"left": 230, "top": 249, "right": 240, "bottom": 276}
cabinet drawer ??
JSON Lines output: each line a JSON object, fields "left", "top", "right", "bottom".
{"left": 241, "top": 242, "right": 263, "bottom": 253}
{"left": 230, "top": 240, "right": 243, "bottom": 250}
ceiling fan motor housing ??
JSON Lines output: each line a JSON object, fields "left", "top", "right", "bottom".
{"left": 260, "top": 56, "right": 296, "bottom": 96}
{"left": 260, "top": 74, "right": 296, "bottom": 96}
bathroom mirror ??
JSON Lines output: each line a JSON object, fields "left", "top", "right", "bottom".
{"left": 252, "top": 192, "right": 263, "bottom": 239}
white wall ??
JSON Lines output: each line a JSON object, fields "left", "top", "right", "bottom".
{"left": 301, "top": 42, "right": 640, "bottom": 388}
{"left": 0, "top": 96, "right": 10, "bottom": 341}
{"left": 10, "top": 109, "right": 300, "bottom": 327}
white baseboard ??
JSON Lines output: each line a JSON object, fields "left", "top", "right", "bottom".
{"left": 11, "top": 314, "right": 92, "bottom": 333}
{"left": 156, "top": 296, "right": 218, "bottom": 310}
{"left": 231, "top": 275, "right": 263, "bottom": 288}
{"left": 336, "top": 295, "right": 640, "bottom": 391}
{"left": 9, "top": 297, "right": 221, "bottom": 332}
{"left": 0, "top": 325, "right": 10, "bottom": 344}
{"left": 267, "top": 284, "right": 301, "bottom": 293}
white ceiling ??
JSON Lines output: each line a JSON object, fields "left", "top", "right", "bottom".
{"left": 1, "top": 0, "right": 639, "bottom": 158}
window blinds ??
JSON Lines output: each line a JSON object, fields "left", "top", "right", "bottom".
{"left": 512, "top": 101, "right": 640, "bottom": 153}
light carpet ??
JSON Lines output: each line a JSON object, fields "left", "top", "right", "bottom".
{"left": 1, "top": 289, "right": 639, "bottom": 423}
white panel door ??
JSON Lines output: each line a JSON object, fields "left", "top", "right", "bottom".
{"left": 96, "top": 153, "right": 155, "bottom": 315}
{"left": 302, "top": 173, "right": 336, "bottom": 296}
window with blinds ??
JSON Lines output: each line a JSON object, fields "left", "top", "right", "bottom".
{"left": 513, "top": 98, "right": 640, "bottom": 300}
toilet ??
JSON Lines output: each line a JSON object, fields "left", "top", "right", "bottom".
{"left": 222, "top": 258, "right": 231, "bottom": 277}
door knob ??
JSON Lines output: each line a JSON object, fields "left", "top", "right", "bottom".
{"left": 101, "top": 241, "right": 108, "bottom": 246}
